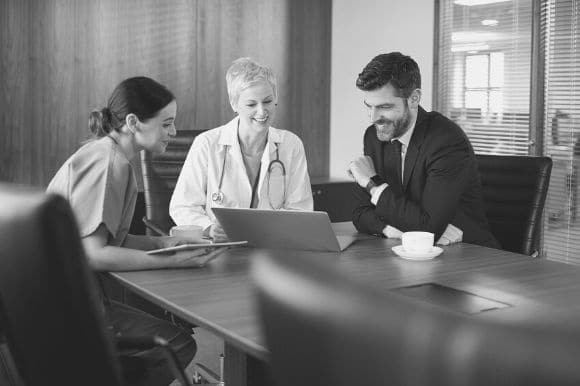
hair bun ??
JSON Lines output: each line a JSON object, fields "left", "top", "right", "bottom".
{"left": 100, "top": 107, "right": 113, "bottom": 123}
{"left": 88, "top": 108, "right": 111, "bottom": 137}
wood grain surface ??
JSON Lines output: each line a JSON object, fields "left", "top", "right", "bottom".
{"left": 0, "top": 0, "right": 331, "bottom": 187}
{"left": 112, "top": 222, "right": 580, "bottom": 362}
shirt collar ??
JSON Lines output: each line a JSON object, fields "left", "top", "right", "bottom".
{"left": 392, "top": 122, "right": 415, "bottom": 150}
{"left": 217, "top": 117, "right": 240, "bottom": 146}
{"left": 217, "top": 116, "right": 284, "bottom": 150}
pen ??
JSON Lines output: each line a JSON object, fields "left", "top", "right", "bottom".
{"left": 218, "top": 353, "right": 224, "bottom": 386}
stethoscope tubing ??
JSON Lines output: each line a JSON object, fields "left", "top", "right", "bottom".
{"left": 212, "top": 143, "right": 286, "bottom": 206}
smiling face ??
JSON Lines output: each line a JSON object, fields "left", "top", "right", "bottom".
{"left": 133, "top": 100, "right": 177, "bottom": 154}
{"left": 234, "top": 81, "right": 276, "bottom": 135}
{"left": 363, "top": 84, "right": 418, "bottom": 142}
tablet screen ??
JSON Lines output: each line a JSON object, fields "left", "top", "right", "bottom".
{"left": 147, "top": 241, "right": 248, "bottom": 255}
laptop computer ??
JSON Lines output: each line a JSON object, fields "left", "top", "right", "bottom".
{"left": 212, "top": 207, "right": 356, "bottom": 252}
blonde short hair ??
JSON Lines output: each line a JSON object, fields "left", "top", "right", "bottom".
{"left": 226, "top": 57, "right": 278, "bottom": 109}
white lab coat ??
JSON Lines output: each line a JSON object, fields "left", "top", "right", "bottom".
{"left": 169, "top": 117, "right": 313, "bottom": 230}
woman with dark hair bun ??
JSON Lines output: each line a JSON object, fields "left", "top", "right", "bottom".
{"left": 47, "top": 77, "right": 224, "bottom": 385}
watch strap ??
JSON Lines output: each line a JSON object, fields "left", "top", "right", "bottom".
{"left": 365, "top": 175, "right": 385, "bottom": 194}
{"left": 365, "top": 179, "right": 376, "bottom": 194}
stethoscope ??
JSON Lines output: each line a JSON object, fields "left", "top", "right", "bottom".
{"left": 212, "top": 143, "right": 287, "bottom": 209}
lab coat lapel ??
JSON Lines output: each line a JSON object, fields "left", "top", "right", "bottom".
{"left": 218, "top": 117, "right": 252, "bottom": 206}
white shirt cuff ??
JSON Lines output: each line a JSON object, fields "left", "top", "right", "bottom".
{"left": 436, "top": 224, "right": 463, "bottom": 245}
{"left": 382, "top": 225, "right": 403, "bottom": 238}
{"left": 370, "top": 183, "right": 388, "bottom": 205}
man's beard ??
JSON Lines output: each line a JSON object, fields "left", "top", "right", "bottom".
{"left": 374, "top": 104, "right": 411, "bottom": 142}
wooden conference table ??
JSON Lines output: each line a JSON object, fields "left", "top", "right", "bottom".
{"left": 111, "top": 223, "right": 580, "bottom": 386}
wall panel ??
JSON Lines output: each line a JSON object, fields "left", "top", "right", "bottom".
{"left": 0, "top": 0, "right": 330, "bottom": 188}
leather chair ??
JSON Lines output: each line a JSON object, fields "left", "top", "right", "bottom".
{"left": 141, "top": 130, "right": 203, "bottom": 235}
{"left": 0, "top": 324, "right": 24, "bottom": 386}
{"left": 254, "top": 253, "right": 580, "bottom": 386}
{"left": 141, "top": 132, "right": 223, "bottom": 384}
{"left": 0, "top": 185, "right": 191, "bottom": 386}
{"left": 476, "top": 154, "right": 552, "bottom": 256}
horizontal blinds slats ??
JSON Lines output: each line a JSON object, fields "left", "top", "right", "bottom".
{"left": 542, "top": 0, "right": 580, "bottom": 263}
{"left": 438, "top": 0, "right": 532, "bottom": 156}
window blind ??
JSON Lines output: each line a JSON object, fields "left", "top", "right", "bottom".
{"left": 542, "top": 0, "right": 580, "bottom": 263}
{"left": 437, "top": 0, "right": 533, "bottom": 155}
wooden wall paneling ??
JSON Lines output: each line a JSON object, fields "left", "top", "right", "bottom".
{"left": 76, "top": 0, "right": 199, "bottom": 189}
{"left": 193, "top": 0, "right": 290, "bottom": 130}
{"left": 193, "top": 0, "right": 330, "bottom": 177}
{"left": 161, "top": 2, "right": 198, "bottom": 133}
{"left": 30, "top": 0, "right": 59, "bottom": 186}
{"left": 194, "top": 0, "right": 231, "bottom": 130}
{"left": 0, "top": 0, "right": 331, "bottom": 187}
{"left": 287, "top": 0, "right": 332, "bottom": 177}
{"left": 0, "top": 0, "right": 30, "bottom": 183}
{"left": 51, "top": 1, "right": 89, "bottom": 186}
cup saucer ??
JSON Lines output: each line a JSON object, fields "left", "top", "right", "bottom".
{"left": 391, "top": 245, "right": 443, "bottom": 261}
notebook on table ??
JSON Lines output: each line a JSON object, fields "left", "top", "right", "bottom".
{"left": 211, "top": 207, "right": 356, "bottom": 252}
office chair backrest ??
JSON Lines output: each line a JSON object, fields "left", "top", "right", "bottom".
{"left": 0, "top": 185, "right": 123, "bottom": 386}
{"left": 476, "top": 154, "right": 552, "bottom": 255}
{"left": 141, "top": 130, "right": 204, "bottom": 235}
{"left": 254, "top": 253, "right": 580, "bottom": 386}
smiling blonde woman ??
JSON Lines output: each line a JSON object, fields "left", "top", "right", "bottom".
{"left": 170, "top": 58, "right": 313, "bottom": 241}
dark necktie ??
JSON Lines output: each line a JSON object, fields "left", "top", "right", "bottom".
{"left": 383, "top": 140, "right": 402, "bottom": 191}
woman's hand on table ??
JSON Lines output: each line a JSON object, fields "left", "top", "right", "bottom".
{"left": 209, "top": 224, "right": 229, "bottom": 243}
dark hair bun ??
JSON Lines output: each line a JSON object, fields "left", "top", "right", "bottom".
{"left": 88, "top": 108, "right": 112, "bottom": 137}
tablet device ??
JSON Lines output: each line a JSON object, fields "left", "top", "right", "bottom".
{"left": 147, "top": 241, "right": 248, "bottom": 255}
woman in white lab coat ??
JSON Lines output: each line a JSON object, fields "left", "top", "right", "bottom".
{"left": 170, "top": 57, "right": 313, "bottom": 240}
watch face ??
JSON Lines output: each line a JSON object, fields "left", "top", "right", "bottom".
{"left": 371, "top": 175, "right": 384, "bottom": 185}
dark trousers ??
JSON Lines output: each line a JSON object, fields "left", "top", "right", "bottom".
{"left": 107, "top": 300, "right": 197, "bottom": 386}
{"left": 0, "top": 301, "right": 196, "bottom": 386}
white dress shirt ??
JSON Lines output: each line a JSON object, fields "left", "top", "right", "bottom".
{"left": 169, "top": 117, "right": 313, "bottom": 230}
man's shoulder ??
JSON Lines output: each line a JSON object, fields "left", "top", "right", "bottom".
{"left": 425, "top": 110, "right": 463, "bottom": 132}
{"left": 423, "top": 110, "right": 470, "bottom": 143}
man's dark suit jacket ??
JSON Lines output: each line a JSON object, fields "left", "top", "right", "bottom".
{"left": 353, "top": 106, "right": 500, "bottom": 249}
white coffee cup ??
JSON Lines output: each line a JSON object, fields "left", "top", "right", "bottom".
{"left": 401, "top": 231, "right": 434, "bottom": 254}
{"left": 169, "top": 225, "right": 204, "bottom": 242}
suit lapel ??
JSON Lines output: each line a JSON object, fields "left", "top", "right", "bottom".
{"left": 402, "top": 107, "right": 429, "bottom": 191}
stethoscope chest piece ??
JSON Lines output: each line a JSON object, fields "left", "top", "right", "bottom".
{"left": 212, "top": 191, "right": 225, "bottom": 205}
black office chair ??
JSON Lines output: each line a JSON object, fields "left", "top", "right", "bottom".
{"left": 0, "top": 185, "right": 191, "bottom": 386}
{"left": 254, "top": 253, "right": 580, "bottom": 386}
{"left": 476, "top": 154, "right": 552, "bottom": 256}
{"left": 141, "top": 129, "right": 204, "bottom": 235}
{"left": 141, "top": 132, "right": 222, "bottom": 384}
{"left": 0, "top": 322, "right": 24, "bottom": 386}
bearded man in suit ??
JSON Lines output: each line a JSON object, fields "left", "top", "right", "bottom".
{"left": 348, "top": 52, "right": 500, "bottom": 249}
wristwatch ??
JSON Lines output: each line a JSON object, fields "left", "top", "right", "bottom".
{"left": 365, "top": 175, "right": 386, "bottom": 194}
